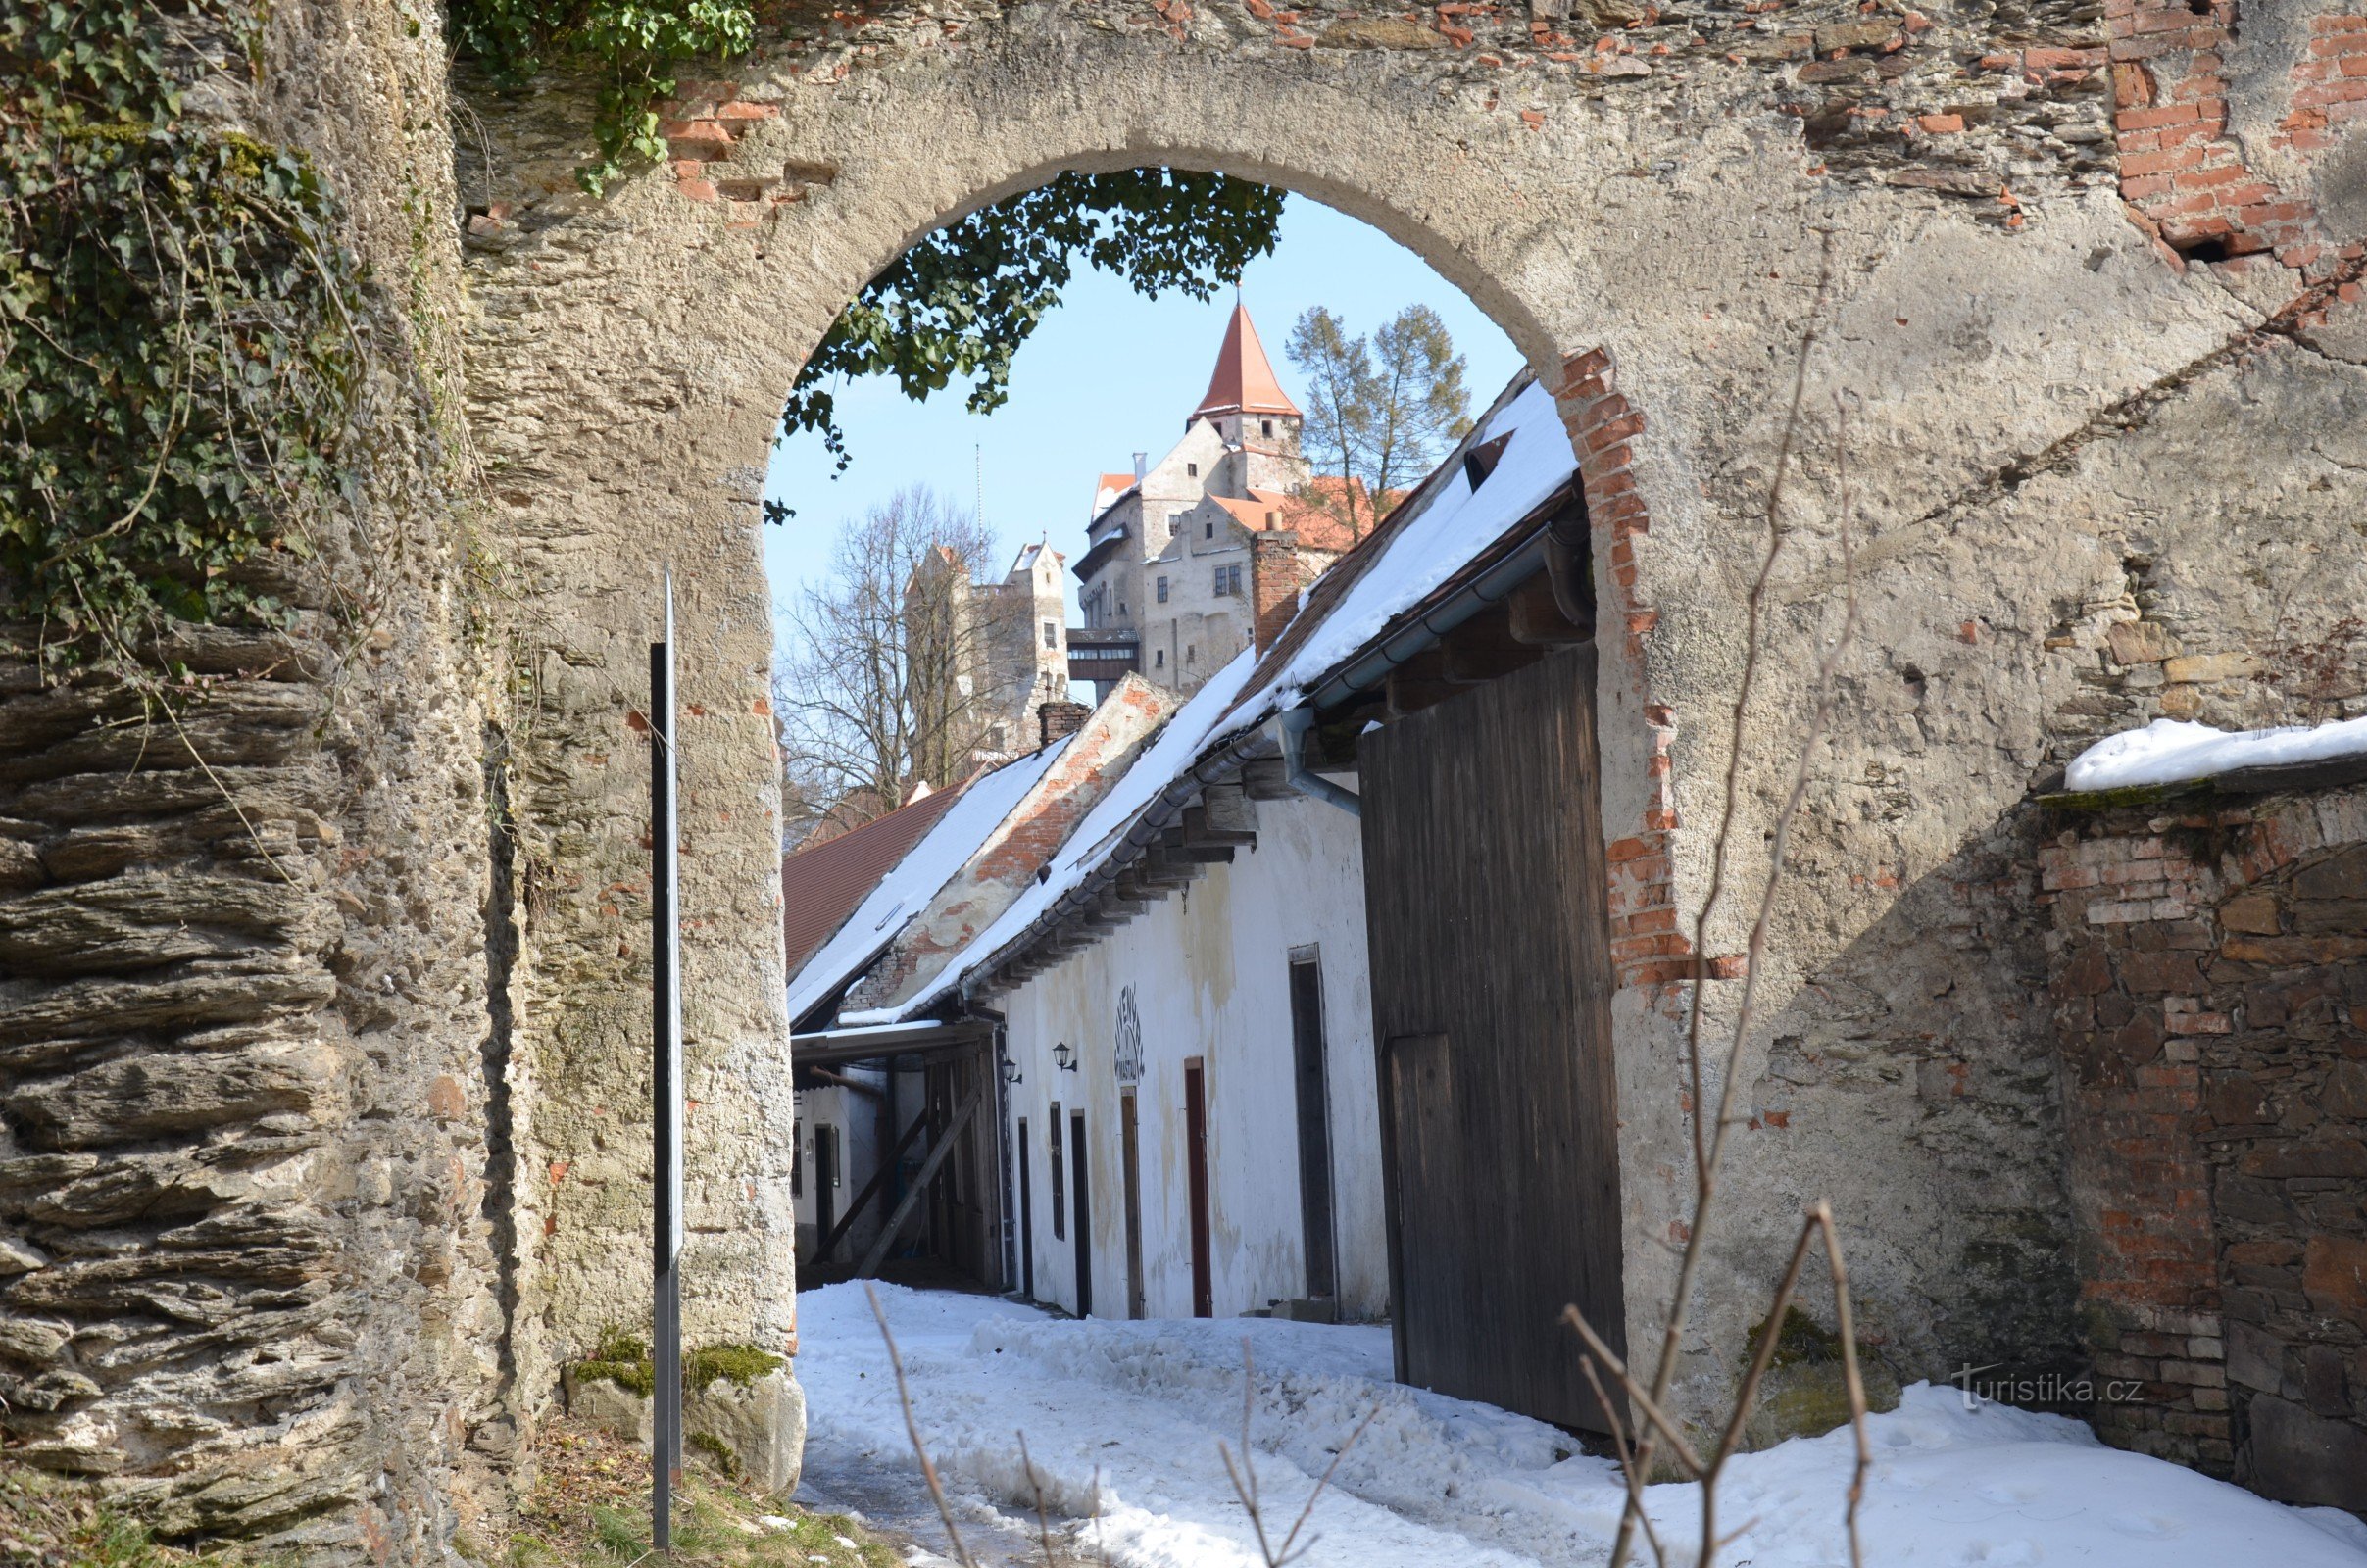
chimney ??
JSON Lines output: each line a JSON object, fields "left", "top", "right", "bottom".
{"left": 1037, "top": 700, "right": 1092, "bottom": 748}
{"left": 1132, "top": 452, "right": 1148, "bottom": 483}
{"left": 1251, "top": 532, "right": 1313, "bottom": 653}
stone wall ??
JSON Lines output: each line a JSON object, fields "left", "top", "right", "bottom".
{"left": 2046, "top": 786, "right": 2367, "bottom": 1508}
{"left": 7, "top": 0, "right": 2367, "bottom": 1551}
{"left": 449, "top": 0, "right": 2367, "bottom": 1454}
{"left": 1, "top": 0, "right": 515, "bottom": 1556}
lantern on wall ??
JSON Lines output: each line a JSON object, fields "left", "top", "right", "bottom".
{"left": 1053, "top": 1042, "right": 1077, "bottom": 1072}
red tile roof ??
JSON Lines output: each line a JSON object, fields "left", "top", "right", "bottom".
{"left": 1193, "top": 305, "right": 1302, "bottom": 422}
{"left": 1206, "top": 482, "right": 1374, "bottom": 554}
{"left": 780, "top": 782, "right": 970, "bottom": 974}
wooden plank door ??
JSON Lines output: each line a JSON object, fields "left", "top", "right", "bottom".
{"left": 1359, "top": 642, "right": 1624, "bottom": 1432}
{"left": 1289, "top": 956, "right": 1338, "bottom": 1301}
{"left": 1120, "top": 1090, "right": 1147, "bottom": 1319}
{"left": 1184, "top": 1059, "right": 1213, "bottom": 1318}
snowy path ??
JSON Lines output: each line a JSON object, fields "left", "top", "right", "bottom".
{"left": 793, "top": 1283, "right": 2367, "bottom": 1568}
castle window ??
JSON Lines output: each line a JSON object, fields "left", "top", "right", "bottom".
{"left": 1157, "top": 576, "right": 1169, "bottom": 604}
{"left": 1187, "top": 463, "right": 1199, "bottom": 477}
{"left": 1204, "top": 521, "right": 1213, "bottom": 540}
{"left": 1187, "top": 644, "right": 1197, "bottom": 664}
{"left": 1262, "top": 419, "right": 1274, "bottom": 437}
{"left": 1156, "top": 650, "right": 1165, "bottom": 668}
{"left": 1042, "top": 620, "right": 1056, "bottom": 649}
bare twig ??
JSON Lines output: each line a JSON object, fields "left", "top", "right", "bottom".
{"left": 1017, "top": 1429, "right": 1061, "bottom": 1567}
{"left": 1578, "top": 1354, "right": 1669, "bottom": 1568}
{"left": 864, "top": 1283, "right": 980, "bottom": 1568}
{"left": 1558, "top": 1308, "right": 1704, "bottom": 1479}
{"left": 1599, "top": 237, "right": 1876, "bottom": 1568}
{"left": 1214, "top": 1341, "right": 1380, "bottom": 1568}
{"left": 1813, "top": 1201, "right": 1872, "bottom": 1568}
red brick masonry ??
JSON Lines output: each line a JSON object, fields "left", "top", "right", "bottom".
{"left": 2044, "top": 785, "right": 2367, "bottom": 1510}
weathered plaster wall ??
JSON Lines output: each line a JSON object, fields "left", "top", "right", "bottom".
{"left": 449, "top": 0, "right": 2366, "bottom": 1446}
{"left": 18, "top": 0, "right": 2367, "bottom": 1546}
{"left": 1001, "top": 794, "right": 1383, "bottom": 1320}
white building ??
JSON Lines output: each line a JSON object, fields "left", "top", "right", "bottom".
{"left": 998, "top": 789, "right": 1383, "bottom": 1321}
{"left": 1073, "top": 305, "right": 1357, "bottom": 696}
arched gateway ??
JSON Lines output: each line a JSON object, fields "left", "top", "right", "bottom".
{"left": 2, "top": 0, "right": 2362, "bottom": 1557}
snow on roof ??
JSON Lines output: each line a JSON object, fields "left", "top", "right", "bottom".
{"left": 1216, "top": 372, "right": 1572, "bottom": 734}
{"left": 846, "top": 651, "right": 1262, "bottom": 1024}
{"left": 844, "top": 373, "right": 1579, "bottom": 1020}
{"left": 785, "top": 738, "right": 1071, "bottom": 1027}
{"left": 2064, "top": 714, "right": 2367, "bottom": 792}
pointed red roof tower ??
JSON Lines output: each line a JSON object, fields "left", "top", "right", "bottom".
{"left": 1192, "top": 305, "right": 1303, "bottom": 424}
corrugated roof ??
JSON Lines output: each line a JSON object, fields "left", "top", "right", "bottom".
{"left": 780, "top": 784, "right": 969, "bottom": 976}
{"left": 1193, "top": 305, "right": 1302, "bottom": 421}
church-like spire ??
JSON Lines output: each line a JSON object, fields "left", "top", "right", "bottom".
{"left": 1191, "top": 304, "right": 1302, "bottom": 423}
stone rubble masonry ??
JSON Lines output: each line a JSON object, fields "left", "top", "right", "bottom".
{"left": 2045, "top": 786, "right": 2367, "bottom": 1508}
{"left": 9, "top": 0, "right": 2362, "bottom": 1553}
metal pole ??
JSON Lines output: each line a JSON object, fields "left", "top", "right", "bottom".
{"left": 651, "top": 574, "right": 683, "bottom": 1549}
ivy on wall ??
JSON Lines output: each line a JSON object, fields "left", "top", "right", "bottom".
{"left": 0, "top": 0, "right": 362, "bottom": 659}
{"left": 445, "top": 0, "right": 754, "bottom": 195}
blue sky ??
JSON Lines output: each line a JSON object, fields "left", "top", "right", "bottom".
{"left": 760, "top": 192, "right": 1526, "bottom": 633}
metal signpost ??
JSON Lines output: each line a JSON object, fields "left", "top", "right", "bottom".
{"left": 650, "top": 576, "right": 684, "bottom": 1549}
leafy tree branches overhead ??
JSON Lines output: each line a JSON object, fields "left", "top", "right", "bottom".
{"left": 772, "top": 169, "right": 1286, "bottom": 514}
{"left": 446, "top": 0, "right": 755, "bottom": 194}
{"left": 0, "top": 0, "right": 362, "bottom": 657}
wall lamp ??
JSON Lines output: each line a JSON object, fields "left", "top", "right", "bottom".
{"left": 999, "top": 1055, "right": 1023, "bottom": 1087}
{"left": 1052, "top": 1042, "right": 1078, "bottom": 1072}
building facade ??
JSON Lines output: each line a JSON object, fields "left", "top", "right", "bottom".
{"left": 1074, "top": 305, "right": 1361, "bottom": 695}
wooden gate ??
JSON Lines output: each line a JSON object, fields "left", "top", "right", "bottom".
{"left": 1359, "top": 642, "right": 1624, "bottom": 1432}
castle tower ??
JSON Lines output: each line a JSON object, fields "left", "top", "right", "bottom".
{"left": 1190, "top": 304, "right": 1306, "bottom": 493}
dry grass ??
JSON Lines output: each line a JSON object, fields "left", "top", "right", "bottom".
{"left": 0, "top": 1421, "right": 901, "bottom": 1568}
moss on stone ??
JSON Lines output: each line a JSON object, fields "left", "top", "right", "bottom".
{"left": 575, "top": 1334, "right": 779, "bottom": 1400}
{"left": 686, "top": 1343, "right": 785, "bottom": 1390}
{"left": 1738, "top": 1306, "right": 1901, "bottom": 1451}
{"left": 686, "top": 1430, "right": 741, "bottom": 1480}
{"left": 577, "top": 1326, "right": 656, "bottom": 1396}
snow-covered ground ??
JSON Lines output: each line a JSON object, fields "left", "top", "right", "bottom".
{"left": 795, "top": 1284, "right": 2367, "bottom": 1567}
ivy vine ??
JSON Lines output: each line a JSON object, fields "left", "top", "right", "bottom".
{"left": 445, "top": 0, "right": 755, "bottom": 195}
{"left": 1, "top": 0, "right": 363, "bottom": 661}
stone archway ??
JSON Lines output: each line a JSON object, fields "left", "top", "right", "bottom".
{"left": 9, "top": 0, "right": 2367, "bottom": 1556}
{"left": 451, "top": 9, "right": 2327, "bottom": 1457}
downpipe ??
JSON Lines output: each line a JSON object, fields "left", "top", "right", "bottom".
{"left": 1278, "top": 707, "right": 1360, "bottom": 818}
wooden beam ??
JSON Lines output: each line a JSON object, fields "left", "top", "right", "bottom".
{"left": 1181, "top": 805, "right": 1256, "bottom": 848}
{"left": 855, "top": 1078, "right": 986, "bottom": 1279}
{"left": 1198, "top": 782, "right": 1257, "bottom": 836}
{"left": 1159, "top": 826, "right": 1236, "bottom": 863}
{"left": 1086, "top": 897, "right": 1148, "bottom": 928}
{"left": 1441, "top": 603, "right": 1547, "bottom": 684}
{"left": 814, "top": 1104, "right": 930, "bottom": 1265}
{"left": 1506, "top": 574, "right": 1592, "bottom": 646}
{"left": 1238, "top": 757, "right": 1295, "bottom": 800}
{"left": 1386, "top": 651, "right": 1461, "bottom": 717}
